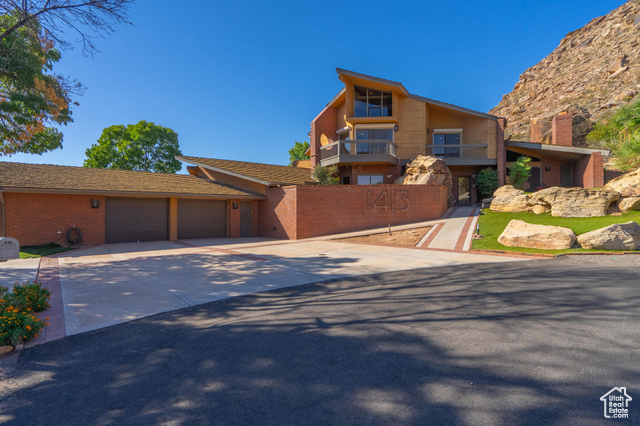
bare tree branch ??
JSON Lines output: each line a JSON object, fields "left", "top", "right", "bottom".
{"left": 0, "top": 0, "right": 134, "bottom": 56}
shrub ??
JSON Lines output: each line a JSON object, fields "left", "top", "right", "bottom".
{"left": 0, "top": 282, "right": 51, "bottom": 346}
{"left": 0, "top": 306, "right": 46, "bottom": 346}
{"left": 509, "top": 156, "right": 532, "bottom": 189}
{"left": 312, "top": 165, "right": 339, "bottom": 185}
{"left": 476, "top": 167, "right": 499, "bottom": 198}
{"left": 10, "top": 281, "right": 51, "bottom": 312}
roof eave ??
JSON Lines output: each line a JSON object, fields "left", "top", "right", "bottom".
{"left": 176, "top": 156, "right": 272, "bottom": 186}
{"left": 408, "top": 94, "right": 499, "bottom": 120}
{"left": 336, "top": 68, "right": 410, "bottom": 96}
{"left": 0, "top": 187, "right": 265, "bottom": 199}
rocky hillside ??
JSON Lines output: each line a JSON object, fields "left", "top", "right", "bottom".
{"left": 490, "top": 0, "right": 640, "bottom": 146}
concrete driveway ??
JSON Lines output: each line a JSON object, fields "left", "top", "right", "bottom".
{"left": 47, "top": 238, "right": 521, "bottom": 336}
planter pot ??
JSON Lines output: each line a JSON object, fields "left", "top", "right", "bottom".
{"left": 0, "top": 345, "right": 14, "bottom": 355}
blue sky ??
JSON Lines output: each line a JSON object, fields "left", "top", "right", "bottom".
{"left": 6, "top": 0, "right": 627, "bottom": 171}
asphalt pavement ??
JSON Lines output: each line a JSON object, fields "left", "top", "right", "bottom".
{"left": 1, "top": 255, "right": 639, "bottom": 425}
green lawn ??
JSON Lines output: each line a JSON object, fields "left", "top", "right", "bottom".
{"left": 472, "top": 210, "right": 640, "bottom": 254}
{"left": 19, "top": 243, "right": 76, "bottom": 259}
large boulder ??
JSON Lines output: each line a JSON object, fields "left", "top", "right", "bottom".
{"left": 395, "top": 155, "right": 454, "bottom": 205}
{"left": 527, "top": 187, "right": 620, "bottom": 217}
{"left": 489, "top": 185, "right": 531, "bottom": 213}
{"left": 604, "top": 167, "right": 640, "bottom": 197}
{"left": 619, "top": 197, "right": 640, "bottom": 212}
{"left": 498, "top": 220, "right": 576, "bottom": 250}
{"left": 576, "top": 221, "right": 640, "bottom": 250}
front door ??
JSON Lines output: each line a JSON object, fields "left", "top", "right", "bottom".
{"left": 561, "top": 166, "right": 573, "bottom": 187}
{"left": 458, "top": 177, "right": 471, "bottom": 206}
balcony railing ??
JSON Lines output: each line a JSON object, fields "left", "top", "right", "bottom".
{"left": 320, "top": 139, "right": 398, "bottom": 166}
{"left": 424, "top": 143, "right": 494, "bottom": 165}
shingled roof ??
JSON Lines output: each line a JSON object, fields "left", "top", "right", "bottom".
{"left": 0, "top": 162, "right": 263, "bottom": 199}
{"left": 177, "top": 156, "right": 315, "bottom": 186}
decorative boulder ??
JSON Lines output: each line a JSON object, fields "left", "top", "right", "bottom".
{"left": 531, "top": 205, "right": 550, "bottom": 215}
{"left": 618, "top": 197, "right": 640, "bottom": 213}
{"left": 604, "top": 167, "right": 640, "bottom": 197}
{"left": 527, "top": 187, "right": 620, "bottom": 217}
{"left": 498, "top": 220, "right": 576, "bottom": 250}
{"left": 395, "top": 155, "right": 454, "bottom": 205}
{"left": 489, "top": 185, "right": 531, "bottom": 213}
{"left": 576, "top": 221, "right": 640, "bottom": 250}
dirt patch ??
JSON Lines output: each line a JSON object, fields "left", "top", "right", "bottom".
{"left": 336, "top": 226, "right": 432, "bottom": 247}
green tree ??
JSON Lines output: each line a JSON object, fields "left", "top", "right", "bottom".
{"left": 84, "top": 121, "right": 183, "bottom": 173}
{"left": 288, "top": 141, "right": 310, "bottom": 164}
{"left": 0, "top": 1, "right": 131, "bottom": 155}
{"left": 587, "top": 99, "right": 640, "bottom": 170}
{"left": 476, "top": 167, "right": 499, "bottom": 198}
{"left": 312, "top": 165, "right": 339, "bottom": 185}
{"left": 0, "top": 14, "right": 77, "bottom": 155}
{"left": 508, "top": 156, "right": 531, "bottom": 190}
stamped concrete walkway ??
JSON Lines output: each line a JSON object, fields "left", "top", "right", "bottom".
{"left": 421, "top": 206, "right": 480, "bottom": 251}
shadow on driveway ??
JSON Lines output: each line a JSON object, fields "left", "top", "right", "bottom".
{"left": 1, "top": 256, "right": 639, "bottom": 425}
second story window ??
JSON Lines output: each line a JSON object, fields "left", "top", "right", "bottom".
{"left": 354, "top": 85, "right": 393, "bottom": 117}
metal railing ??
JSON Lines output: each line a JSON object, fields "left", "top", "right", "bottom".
{"left": 320, "top": 139, "right": 397, "bottom": 160}
{"left": 424, "top": 143, "right": 488, "bottom": 159}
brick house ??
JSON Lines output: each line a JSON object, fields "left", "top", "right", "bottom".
{"left": 0, "top": 69, "right": 611, "bottom": 247}
{"left": 311, "top": 69, "right": 609, "bottom": 204}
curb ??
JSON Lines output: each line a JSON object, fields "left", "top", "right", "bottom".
{"left": 471, "top": 249, "right": 640, "bottom": 258}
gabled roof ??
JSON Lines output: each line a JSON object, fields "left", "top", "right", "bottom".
{"left": 177, "top": 156, "right": 315, "bottom": 186}
{"left": 0, "top": 162, "right": 263, "bottom": 199}
{"left": 335, "top": 68, "right": 499, "bottom": 120}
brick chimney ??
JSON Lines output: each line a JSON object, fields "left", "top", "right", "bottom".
{"left": 552, "top": 112, "right": 573, "bottom": 147}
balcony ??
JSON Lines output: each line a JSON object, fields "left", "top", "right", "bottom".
{"left": 424, "top": 143, "right": 495, "bottom": 166}
{"left": 320, "top": 139, "right": 399, "bottom": 166}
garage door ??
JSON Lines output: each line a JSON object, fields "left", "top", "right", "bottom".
{"left": 105, "top": 197, "right": 168, "bottom": 244}
{"left": 178, "top": 199, "right": 227, "bottom": 239}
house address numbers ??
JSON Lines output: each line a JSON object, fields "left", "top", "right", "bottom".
{"left": 366, "top": 188, "right": 410, "bottom": 212}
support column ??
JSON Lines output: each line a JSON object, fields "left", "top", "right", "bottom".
{"left": 169, "top": 197, "right": 178, "bottom": 241}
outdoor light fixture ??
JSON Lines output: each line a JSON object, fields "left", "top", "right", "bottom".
{"left": 232, "top": 202, "right": 238, "bottom": 209}
{"left": 90, "top": 199, "right": 100, "bottom": 209}
{"left": 394, "top": 125, "right": 399, "bottom": 132}
{"left": 545, "top": 165, "right": 551, "bottom": 172}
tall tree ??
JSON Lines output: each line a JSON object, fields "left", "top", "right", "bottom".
{"left": 0, "top": 14, "right": 78, "bottom": 155}
{"left": 288, "top": 140, "right": 310, "bottom": 164}
{"left": 0, "top": 1, "right": 132, "bottom": 155}
{"left": 84, "top": 121, "right": 183, "bottom": 173}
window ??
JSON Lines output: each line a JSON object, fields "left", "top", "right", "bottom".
{"left": 433, "top": 133, "right": 461, "bottom": 158}
{"left": 354, "top": 85, "right": 392, "bottom": 117}
{"left": 357, "top": 175, "right": 384, "bottom": 185}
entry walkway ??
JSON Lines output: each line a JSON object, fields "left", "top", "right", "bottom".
{"left": 423, "top": 206, "right": 480, "bottom": 251}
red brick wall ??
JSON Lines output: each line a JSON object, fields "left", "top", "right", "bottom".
{"left": 540, "top": 156, "right": 568, "bottom": 187}
{"left": 259, "top": 184, "right": 448, "bottom": 240}
{"left": 258, "top": 186, "right": 298, "bottom": 239}
{"left": 228, "top": 200, "right": 240, "bottom": 238}
{"left": 552, "top": 113, "right": 573, "bottom": 147}
{"left": 310, "top": 106, "right": 337, "bottom": 168}
{"left": 3, "top": 193, "right": 105, "bottom": 246}
{"left": 497, "top": 119, "right": 506, "bottom": 186}
{"left": 252, "top": 200, "right": 259, "bottom": 237}
{"left": 576, "top": 152, "right": 604, "bottom": 188}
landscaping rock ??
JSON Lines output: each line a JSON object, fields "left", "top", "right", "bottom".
{"left": 532, "top": 205, "right": 550, "bottom": 214}
{"left": 498, "top": 220, "right": 576, "bottom": 250}
{"left": 604, "top": 167, "right": 640, "bottom": 197}
{"left": 0, "top": 345, "right": 14, "bottom": 355}
{"left": 576, "top": 221, "right": 640, "bottom": 250}
{"left": 527, "top": 187, "right": 620, "bottom": 217}
{"left": 619, "top": 197, "right": 640, "bottom": 212}
{"left": 489, "top": 185, "right": 531, "bottom": 213}
{"left": 395, "top": 155, "right": 454, "bottom": 205}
